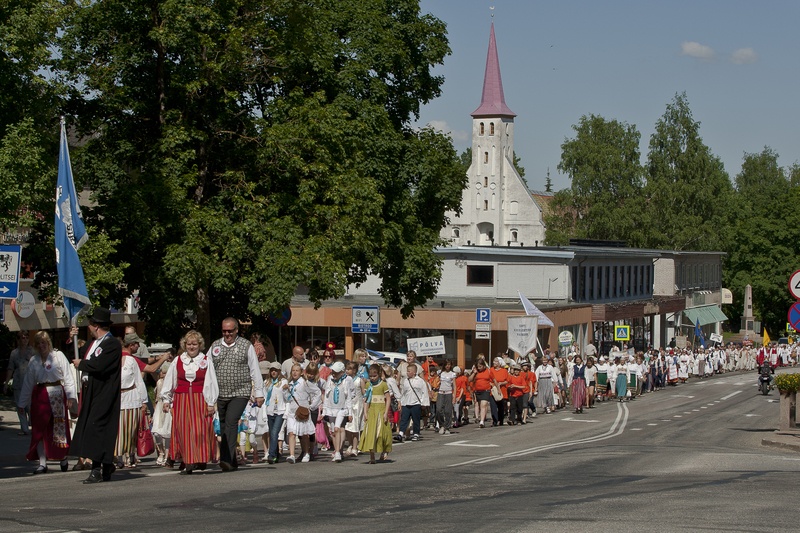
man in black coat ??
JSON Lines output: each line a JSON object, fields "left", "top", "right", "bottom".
{"left": 69, "top": 307, "right": 121, "bottom": 483}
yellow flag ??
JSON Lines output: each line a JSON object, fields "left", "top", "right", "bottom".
{"left": 763, "top": 328, "right": 771, "bottom": 346}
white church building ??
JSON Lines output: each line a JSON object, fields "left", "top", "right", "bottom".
{"left": 442, "top": 23, "right": 548, "bottom": 248}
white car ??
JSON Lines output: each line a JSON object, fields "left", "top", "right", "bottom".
{"left": 367, "top": 350, "right": 407, "bottom": 366}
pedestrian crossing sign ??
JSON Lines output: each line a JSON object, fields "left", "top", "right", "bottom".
{"left": 614, "top": 325, "right": 630, "bottom": 341}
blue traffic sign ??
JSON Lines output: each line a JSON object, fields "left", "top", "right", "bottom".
{"left": 614, "top": 325, "right": 631, "bottom": 341}
{"left": 476, "top": 308, "right": 492, "bottom": 323}
{"left": 0, "top": 244, "right": 21, "bottom": 300}
{"left": 788, "top": 303, "right": 800, "bottom": 332}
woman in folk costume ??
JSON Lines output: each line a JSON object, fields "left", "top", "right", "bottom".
{"left": 666, "top": 350, "right": 679, "bottom": 385}
{"left": 678, "top": 351, "right": 690, "bottom": 383}
{"left": 359, "top": 364, "right": 393, "bottom": 463}
{"left": 344, "top": 358, "right": 365, "bottom": 456}
{"left": 594, "top": 356, "right": 609, "bottom": 402}
{"left": 115, "top": 334, "right": 149, "bottom": 468}
{"left": 161, "top": 330, "right": 219, "bottom": 475}
{"left": 614, "top": 357, "right": 629, "bottom": 402}
{"left": 568, "top": 356, "right": 587, "bottom": 414}
{"left": 18, "top": 331, "right": 78, "bottom": 474}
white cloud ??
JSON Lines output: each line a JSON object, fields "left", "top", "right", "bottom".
{"left": 681, "top": 41, "right": 715, "bottom": 61}
{"left": 426, "top": 120, "right": 469, "bottom": 142}
{"left": 731, "top": 47, "right": 758, "bottom": 64}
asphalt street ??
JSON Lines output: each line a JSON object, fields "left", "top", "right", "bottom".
{"left": 0, "top": 370, "right": 796, "bottom": 533}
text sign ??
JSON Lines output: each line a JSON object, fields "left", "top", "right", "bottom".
{"left": 709, "top": 333, "right": 723, "bottom": 344}
{"left": 614, "top": 325, "right": 631, "bottom": 341}
{"left": 507, "top": 316, "right": 539, "bottom": 356}
{"left": 476, "top": 308, "right": 492, "bottom": 323}
{"left": 352, "top": 306, "right": 380, "bottom": 333}
{"left": 0, "top": 244, "right": 22, "bottom": 299}
{"left": 790, "top": 270, "right": 800, "bottom": 300}
{"left": 407, "top": 335, "right": 446, "bottom": 357}
{"left": 788, "top": 303, "right": 800, "bottom": 332}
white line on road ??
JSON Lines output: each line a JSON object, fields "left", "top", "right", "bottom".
{"left": 449, "top": 402, "right": 629, "bottom": 467}
{"left": 720, "top": 391, "right": 743, "bottom": 401}
{"left": 670, "top": 395, "right": 695, "bottom": 399}
{"left": 561, "top": 417, "right": 600, "bottom": 423}
{"left": 444, "top": 440, "right": 499, "bottom": 448}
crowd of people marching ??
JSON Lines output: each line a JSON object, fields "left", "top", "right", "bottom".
{"left": 5, "top": 311, "right": 791, "bottom": 480}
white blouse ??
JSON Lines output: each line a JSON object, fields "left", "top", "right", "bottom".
{"left": 18, "top": 350, "right": 78, "bottom": 408}
{"left": 264, "top": 377, "right": 288, "bottom": 416}
{"left": 160, "top": 352, "right": 219, "bottom": 408}
{"left": 120, "top": 355, "right": 149, "bottom": 410}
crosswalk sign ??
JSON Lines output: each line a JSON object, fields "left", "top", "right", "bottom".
{"left": 614, "top": 325, "right": 630, "bottom": 341}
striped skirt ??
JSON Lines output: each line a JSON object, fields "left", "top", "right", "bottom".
{"left": 570, "top": 379, "right": 587, "bottom": 409}
{"left": 115, "top": 408, "right": 139, "bottom": 456}
{"left": 169, "top": 391, "right": 216, "bottom": 464}
{"left": 596, "top": 372, "right": 608, "bottom": 393}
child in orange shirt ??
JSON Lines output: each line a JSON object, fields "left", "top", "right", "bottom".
{"left": 507, "top": 364, "right": 527, "bottom": 425}
{"left": 454, "top": 367, "right": 468, "bottom": 427}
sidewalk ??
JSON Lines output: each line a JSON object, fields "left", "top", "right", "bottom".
{"left": 762, "top": 432, "right": 800, "bottom": 453}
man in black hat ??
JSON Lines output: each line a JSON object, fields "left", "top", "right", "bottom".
{"left": 69, "top": 307, "right": 122, "bottom": 483}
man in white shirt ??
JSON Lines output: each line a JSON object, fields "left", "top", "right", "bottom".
{"left": 281, "top": 345, "right": 308, "bottom": 378}
{"left": 397, "top": 364, "right": 430, "bottom": 441}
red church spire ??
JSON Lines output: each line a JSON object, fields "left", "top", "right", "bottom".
{"left": 471, "top": 22, "right": 516, "bottom": 118}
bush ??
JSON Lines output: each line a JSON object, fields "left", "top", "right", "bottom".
{"left": 774, "top": 373, "right": 800, "bottom": 394}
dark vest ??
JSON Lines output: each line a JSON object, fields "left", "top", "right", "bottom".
{"left": 210, "top": 337, "right": 252, "bottom": 398}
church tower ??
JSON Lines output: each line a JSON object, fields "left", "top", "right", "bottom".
{"left": 443, "top": 22, "right": 545, "bottom": 248}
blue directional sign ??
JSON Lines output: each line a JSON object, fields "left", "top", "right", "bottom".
{"left": 788, "top": 303, "right": 800, "bottom": 332}
{"left": 352, "top": 306, "right": 380, "bottom": 333}
{"left": 0, "top": 245, "right": 21, "bottom": 300}
{"left": 476, "top": 308, "right": 492, "bottom": 323}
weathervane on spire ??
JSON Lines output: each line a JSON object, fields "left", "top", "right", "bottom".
{"left": 490, "top": 5, "right": 495, "bottom": 19}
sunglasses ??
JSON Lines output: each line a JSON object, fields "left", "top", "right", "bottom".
{"left": 222, "top": 329, "right": 237, "bottom": 333}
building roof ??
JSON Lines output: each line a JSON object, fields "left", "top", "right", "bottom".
{"left": 471, "top": 23, "right": 516, "bottom": 118}
{"left": 529, "top": 190, "right": 555, "bottom": 218}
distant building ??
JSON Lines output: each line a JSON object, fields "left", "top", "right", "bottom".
{"left": 442, "top": 23, "right": 547, "bottom": 248}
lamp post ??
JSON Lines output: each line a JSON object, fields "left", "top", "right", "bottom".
{"left": 548, "top": 277, "right": 558, "bottom": 302}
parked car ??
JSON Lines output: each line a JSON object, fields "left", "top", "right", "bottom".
{"left": 366, "top": 350, "right": 407, "bottom": 366}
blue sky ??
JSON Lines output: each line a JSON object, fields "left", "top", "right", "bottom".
{"left": 416, "top": 0, "right": 800, "bottom": 192}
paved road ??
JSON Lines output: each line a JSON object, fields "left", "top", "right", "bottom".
{"left": 0, "top": 370, "right": 796, "bottom": 532}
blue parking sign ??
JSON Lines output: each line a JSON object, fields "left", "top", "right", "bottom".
{"left": 476, "top": 308, "right": 491, "bottom": 323}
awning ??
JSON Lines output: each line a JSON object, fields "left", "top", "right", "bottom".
{"left": 683, "top": 304, "right": 728, "bottom": 326}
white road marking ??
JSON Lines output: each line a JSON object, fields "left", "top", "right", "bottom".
{"left": 630, "top": 428, "right": 642, "bottom": 431}
{"left": 449, "top": 402, "right": 629, "bottom": 467}
{"left": 683, "top": 411, "right": 692, "bottom": 414}
{"left": 745, "top": 414, "right": 760, "bottom": 417}
{"left": 692, "top": 409, "right": 700, "bottom": 412}
{"left": 720, "top": 391, "right": 743, "bottom": 401}
{"left": 670, "top": 395, "right": 695, "bottom": 399}
{"left": 444, "top": 440, "right": 499, "bottom": 448}
{"left": 561, "top": 417, "right": 600, "bottom": 423}
{"left": 673, "top": 415, "right": 682, "bottom": 418}
{"left": 647, "top": 423, "right": 658, "bottom": 426}
{"left": 700, "top": 406, "right": 708, "bottom": 409}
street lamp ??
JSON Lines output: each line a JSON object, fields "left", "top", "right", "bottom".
{"left": 548, "top": 277, "right": 558, "bottom": 301}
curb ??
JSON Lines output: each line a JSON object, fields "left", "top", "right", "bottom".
{"left": 761, "top": 438, "right": 800, "bottom": 453}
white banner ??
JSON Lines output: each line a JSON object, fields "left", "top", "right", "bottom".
{"left": 407, "top": 335, "right": 446, "bottom": 357}
{"left": 507, "top": 316, "right": 539, "bottom": 356}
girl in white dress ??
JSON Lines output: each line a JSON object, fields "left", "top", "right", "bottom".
{"left": 344, "top": 360, "right": 364, "bottom": 456}
{"left": 283, "top": 364, "right": 321, "bottom": 464}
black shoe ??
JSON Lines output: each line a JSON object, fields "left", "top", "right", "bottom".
{"left": 33, "top": 465, "right": 48, "bottom": 475}
{"left": 83, "top": 469, "right": 102, "bottom": 484}
{"left": 195, "top": 463, "right": 207, "bottom": 471}
{"left": 179, "top": 466, "right": 193, "bottom": 475}
{"left": 60, "top": 459, "right": 69, "bottom": 472}
{"left": 102, "top": 463, "right": 116, "bottom": 482}
{"left": 219, "top": 461, "right": 233, "bottom": 472}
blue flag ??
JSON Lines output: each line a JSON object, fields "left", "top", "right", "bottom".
{"left": 694, "top": 319, "right": 706, "bottom": 348}
{"left": 55, "top": 119, "right": 90, "bottom": 322}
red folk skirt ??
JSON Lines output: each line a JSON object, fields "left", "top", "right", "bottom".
{"left": 169, "top": 390, "right": 216, "bottom": 464}
{"left": 570, "top": 378, "right": 587, "bottom": 409}
{"left": 27, "top": 384, "right": 70, "bottom": 461}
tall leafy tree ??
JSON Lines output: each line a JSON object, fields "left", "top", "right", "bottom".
{"left": 545, "top": 114, "right": 645, "bottom": 246}
{"left": 644, "top": 93, "right": 733, "bottom": 251}
{"left": 725, "top": 148, "right": 797, "bottom": 334}
{"left": 60, "top": 0, "right": 465, "bottom": 340}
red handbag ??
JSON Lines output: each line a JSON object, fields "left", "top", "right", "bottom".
{"left": 137, "top": 409, "right": 155, "bottom": 457}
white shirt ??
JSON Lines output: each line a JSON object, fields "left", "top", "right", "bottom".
{"left": 120, "top": 355, "right": 148, "bottom": 409}
{"left": 323, "top": 374, "right": 352, "bottom": 415}
{"left": 283, "top": 377, "right": 321, "bottom": 417}
{"left": 216, "top": 338, "right": 264, "bottom": 398}
{"left": 438, "top": 370, "right": 456, "bottom": 394}
{"left": 399, "top": 375, "right": 430, "bottom": 406}
{"left": 18, "top": 350, "right": 78, "bottom": 408}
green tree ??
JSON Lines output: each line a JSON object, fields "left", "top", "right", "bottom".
{"left": 60, "top": 0, "right": 465, "bottom": 341}
{"left": 724, "top": 148, "right": 796, "bottom": 334}
{"left": 644, "top": 93, "right": 734, "bottom": 250}
{"left": 545, "top": 114, "right": 645, "bottom": 245}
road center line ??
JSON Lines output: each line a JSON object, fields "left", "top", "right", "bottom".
{"left": 720, "top": 390, "right": 743, "bottom": 401}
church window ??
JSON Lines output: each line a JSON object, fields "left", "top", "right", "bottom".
{"left": 452, "top": 228, "right": 460, "bottom": 238}
{"left": 484, "top": 152, "right": 489, "bottom": 164}
{"left": 511, "top": 230, "right": 518, "bottom": 242}
{"left": 484, "top": 177, "right": 488, "bottom": 187}
{"left": 490, "top": 122, "right": 495, "bottom": 135}
{"left": 509, "top": 201, "right": 519, "bottom": 215}
{"left": 484, "top": 199, "right": 488, "bottom": 211}
{"left": 479, "top": 122, "right": 485, "bottom": 136}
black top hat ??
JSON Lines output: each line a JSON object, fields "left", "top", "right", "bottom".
{"left": 87, "top": 306, "right": 113, "bottom": 325}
